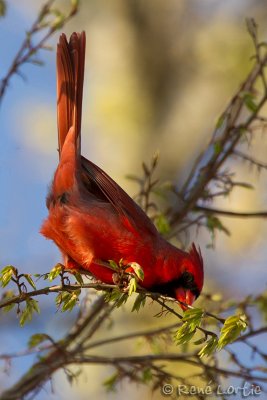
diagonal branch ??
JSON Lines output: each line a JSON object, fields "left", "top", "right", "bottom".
{"left": 0, "top": 0, "right": 79, "bottom": 103}
{"left": 171, "top": 49, "right": 267, "bottom": 227}
{"left": 0, "top": 295, "right": 113, "bottom": 400}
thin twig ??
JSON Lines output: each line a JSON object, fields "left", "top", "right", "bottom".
{"left": 171, "top": 49, "right": 267, "bottom": 227}
{"left": 0, "top": 282, "right": 116, "bottom": 310}
{"left": 0, "top": 0, "right": 78, "bottom": 102}
{"left": 234, "top": 149, "right": 267, "bottom": 170}
{"left": 84, "top": 322, "right": 181, "bottom": 351}
{"left": 72, "top": 353, "right": 267, "bottom": 383}
{"left": 195, "top": 205, "right": 267, "bottom": 218}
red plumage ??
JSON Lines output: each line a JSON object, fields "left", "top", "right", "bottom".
{"left": 41, "top": 32, "right": 204, "bottom": 309}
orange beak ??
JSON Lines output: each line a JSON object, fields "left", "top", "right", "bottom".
{"left": 175, "top": 288, "right": 196, "bottom": 311}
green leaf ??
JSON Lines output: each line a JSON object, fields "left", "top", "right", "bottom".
{"left": 217, "top": 314, "right": 247, "bottom": 349}
{"left": 104, "top": 288, "right": 128, "bottom": 307}
{"left": 108, "top": 260, "right": 119, "bottom": 271}
{"left": 52, "top": 14, "right": 65, "bottom": 30}
{"left": 242, "top": 92, "right": 258, "bottom": 113}
{"left": 24, "top": 274, "right": 36, "bottom": 290}
{"left": 0, "top": 0, "right": 6, "bottom": 17}
{"left": 0, "top": 270, "right": 13, "bottom": 288}
{"left": 31, "top": 299, "right": 40, "bottom": 314}
{"left": 71, "top": 0, "right": 80, "bottom": 8}
{"left": 30, "top": 59, "right": 44, "bottom": 66}
{"left": 74, "top": 272, "right": 84, "bottom": 286}
{"left": 235, "top": 182, "right": 254, "bottom": 190}
{"left": 131, "top": 292, "right": 146, "bottom": 312}
{"left": 174, "top": 308, "right": 204, "bottom": 345}
{"left": 103, "top": 372, "right": 119, "bottom": 392}
{"left": 62, "top": 294, "right": 78, "bottom": 312}
{"left": 182, "top": 308, "right": 204, "bottom": 328}
{"left": 1, "top": 290, "right": 16, "bottom": 313}
{"left": 3, "top": 302, "right": 16, "bottom": 313}
{"left": 213, "top": 141, "right": 222, "bottom": 155}
{"left": 128, "top": 277, "right": 137, "bottom": 296}
{"left": 115, "top": 293, "right": 128, "bottom": 308}
{"left": 142, "top": 368, "right": 153, "bottom": 383}
{"left": 65, "top": 368, "right": 82, "bottom": 385}
{"left": 0, "top": 265, "right": 16, "bottom": 288}
{"left": 19, "top": 299, "right": 40, "bottom": 327}
{"left": 56, "top": 291, "right": 66, "bottom": 307}
{"left": 198, "top": 336, "right": 218, "bottom": 358}
{"left": 118, "top": 258, "right": 124, "bottom": 267}
{"left": 206, "top": 215, "right": 230, "bottom": 236}
{"left": 128, "top": 262, "right": 144, "bottom": 281}
{"left": 215, "top": 114, "right": 225, "bottom": 129}
{"left": 155, "top": 214, "right": 171, "bottom": 235}
{"left": 210, "top": 293, "right": 223, "bottom": 302}
{"left": 0, "top": 266, "right": 13, "bottom": 275}
{"left": 48, "top": 264, "right": 62, "bottom": 281}
{"left": 58, "top": 290, "right": 80, "bottom": 312}
{"left": 28, "top": 333, "right": 48, "bottom": 348}
{"left": 182, "top": 307, "right": 204, "bottom": 319}
{"left": 174, "top": 322, "right": 197, "bottom": 345}
{"left": 20, "top": 308, "right": 31, "bottom": 327}
{"left": 104, "top": 288, "right": 122, "bottom": 303}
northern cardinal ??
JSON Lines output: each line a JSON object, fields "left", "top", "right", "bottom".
{"left": 41, "top": 32, "right": 204, "bottom": 309}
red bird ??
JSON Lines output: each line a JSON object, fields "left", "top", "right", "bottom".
{"left": 41, "top": 32, "right": 204, "bottom": 309}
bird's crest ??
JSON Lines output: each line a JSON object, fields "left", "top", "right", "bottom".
{"left": 189, "top": 243, "right": 204, "bottom": 287}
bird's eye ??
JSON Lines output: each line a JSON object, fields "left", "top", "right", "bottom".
{"left": 180, "top": 271, "right": 195, "bottom": 288}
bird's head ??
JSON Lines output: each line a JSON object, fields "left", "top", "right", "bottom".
{"left": 150, "top": 243, "right": 204, "bottom": 310}
{"left": 174, "top": 243, "right": 204, "bottom": 310}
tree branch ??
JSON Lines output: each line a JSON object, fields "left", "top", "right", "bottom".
{"left": 234, "top": 149, "right": 267, "bottom": 170}
{"left": 236, "top": 326, "right": 267, "bottom": 341}
{"left": 0, "top": 282, "right": 116, "bottom": 310}
{"left": 71, "top": 353, "right": 267, "bottom": 383}
{"left": 195, "top": 205, "right": 267, "bottom": 218}
{"left": 0, "top": 296, "right": 113, "bottom": 400}
{"left": 0, "top": 0, "right": 79, "bottom": 103}
{"left": 171, "top": 46, "right": 267, "bottom": 226}
{"left": 84, "top": 322, "right": 181, "bottom": 351}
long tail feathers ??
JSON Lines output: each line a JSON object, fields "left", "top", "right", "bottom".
{"left": 57, "top": 32, "right": 86, "bottom": 156}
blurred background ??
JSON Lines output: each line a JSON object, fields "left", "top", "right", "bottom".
{"left": 0, "top": 0, "right": 267, "bottom": 399}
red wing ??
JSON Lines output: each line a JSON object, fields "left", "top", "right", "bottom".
{"left": 81, "top": 156, "right": 158, "bottom": 237}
